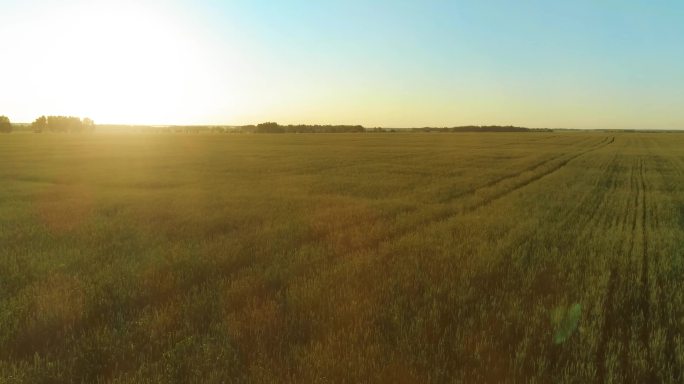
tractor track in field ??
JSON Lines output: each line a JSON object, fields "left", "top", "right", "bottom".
{"left": 479, "top": 145, "right": 621, "bottom": 283}
{"left": 462, "top": 136, "right": 614, "bottom": 213}
{"left": 638, "top": 160, "right": 652, "bottom": 359}
{"left": 596, "top": 222, "right": 628, "bottom": 380}
{"left": 298, "top": 137, "right": 600, "bottom": 245}
{"left": 568, "top": 152, "right": 623, "bottom": 294}
{"left": 374, "top": 136, "right": 616, "bottom": 253}
{"left": 623, "top": 158, "right": 641, "bottom": 379}
{"left": 436, "top": 152, "right": 568, "bottom": 203}
{"left": 421, "top": 145, "right": 625, "bottom": 378}
{"left": 394, "top": 136, "right": 612, "bottom": 231}
{"left": 637, "top": 154, "right": 661, "bottom": 382}
{"left": 301, "top": 135, "right": 593, "bottom": 177}
{"left": 308, "top": 135, "right": 616, "bottom": 261}
{"left": 533, "top": 149, "right": 622, "bottom": 377}
{"left": 624, "top": 158, "right": 645, "bottom": 380}
{"left": 626, "top": 157, "right": 651, "bottom": 381}
{"left": 555, "top": 150, "right": 621, "bottom": 237}
{"left": 624, "top": 157, "right": 653, "bottom": 381}
{"left": 498, "top": 146, "right": 622, "bottom": 307}
{"left": 596, "top": 157, "right": 640, "bottom": 383}
{"left": 385, "top": 136, "right": 597, "bottom": 204}
{"left": 651, "top": 150, "right": 682, "bottom": 381}
{"left": 595, "top": 156, "right": 658, "bottom": 383}
{"left": 596, "top": 266, "right": 619, "bottom": 384}
{"left": 650, "top": 141, "right": 684, "bottom": 381}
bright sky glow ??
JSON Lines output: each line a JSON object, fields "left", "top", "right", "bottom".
{"left": 1, "top": 0, "right": 683, "bottom": 128}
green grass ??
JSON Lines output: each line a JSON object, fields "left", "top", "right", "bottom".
{"left": 1, "top": 132, "right": 684, "bottom": 382}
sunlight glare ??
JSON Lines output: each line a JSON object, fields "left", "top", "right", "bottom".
{"left": 4, "top": 1, "right": 235, "bottom": 124}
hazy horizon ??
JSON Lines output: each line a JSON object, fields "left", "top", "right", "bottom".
{"left": 2, "top": 0, "right": 683, "bottom": 129}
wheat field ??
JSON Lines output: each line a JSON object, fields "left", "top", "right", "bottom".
{"left": 1, "top": 132, "right": 684, "bottom": 383}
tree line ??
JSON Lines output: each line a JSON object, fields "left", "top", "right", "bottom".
{"left": 0, "top": 117, "right": 547, "bottom": 135}
{"left": 246, "top": 123, "right": 542, "bottom": 134}
{"left": 250, "top": 122, "right": 365, "bottom": 133}
{"left": 0, "top": 116, "right": 11, "bottom": 133}
{"left": 410, "top": 125, "right": 536, "bottom": 133}
{"left": 32, "top": 116, "right": 95, "bottom": 133}
{"left": 0, "top": 115, "right": 96, "bottom": 133}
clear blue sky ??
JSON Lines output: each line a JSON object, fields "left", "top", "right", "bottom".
{"left": 1, "top": 0, "right": 683, "bottom": 128}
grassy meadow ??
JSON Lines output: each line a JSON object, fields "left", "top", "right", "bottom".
{"left": 2, "top": 132, "right": 684, "bottom": 383}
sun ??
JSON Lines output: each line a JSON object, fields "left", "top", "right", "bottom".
{"left": 3, "top": 1, "right": 234, "bottom": 125}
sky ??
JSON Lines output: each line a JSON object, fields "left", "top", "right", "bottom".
{"left": 1, "top": 0, "right": 683, "bottom": 129}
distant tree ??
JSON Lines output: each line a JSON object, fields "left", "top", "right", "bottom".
{"left": 0, "top": 116, "right": 11, "bottom": 133}
{"left": 67, "top": 116, "right": 83, "bottom": 133}
{"left": 83, "top": 117, "right": 95, "bottom": 133}
{"left": 256, "top": 122, "right": 284, "bottom": 133}
{"left": 32, "top": 116, "right": 47, "bottom": 133}
{"left": 47, "top": 116, "right": 64, "bottom": 132}
{"left": 45, "top": 116, "right": 88, "bottom": 133}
